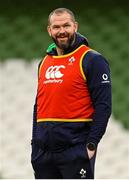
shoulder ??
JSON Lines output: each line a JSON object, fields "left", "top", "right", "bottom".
{"left": 84, "top": 50, "right": 109, "bottom": 65}
{"left": 82, "top": 49, "right": 111, "bottom": 87}
{"left": 37, "top": 55, "right": 48, "bottom": 75}
{"left": 82, "top": 50, "right": 110, "bottom": 72}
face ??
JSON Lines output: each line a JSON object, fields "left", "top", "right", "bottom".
{"left": 47, "top": 12, "right": 78, "bottom": 50}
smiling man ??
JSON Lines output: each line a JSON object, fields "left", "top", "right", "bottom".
{"left": 47, "top": 9, "right": 78, "bottom": 52}
{"left": 31, "top": 8, "right": 112, "bottom": 179}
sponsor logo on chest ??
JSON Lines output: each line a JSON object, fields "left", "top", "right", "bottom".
{"left": 43, "top": 56, "right": 76, "bottom": 84}
{"left": 43, "top": 65, "right": 65, "bottom": 84}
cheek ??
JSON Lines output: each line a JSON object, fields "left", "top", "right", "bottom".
{"left": 69, "top": 26, "right": 77, "bottom": 34}
{"left": 51, "top": 33, "right": 57, "bottom": 38}
{"left": 48, "top": 28, "right": 57, "bottom": 37}
{"left": 50, "top": 30, "right": 58, "bottom": 37}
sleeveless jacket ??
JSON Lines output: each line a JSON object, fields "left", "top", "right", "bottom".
{"left": 37, "top": 45, "right": 94, "bottom": 123}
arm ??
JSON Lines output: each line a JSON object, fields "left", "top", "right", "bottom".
{"left": 31, "top": 60, "right": 42, "bottom": 144}
{"left": 82, "top": 51, "right": 112, "bottom": 157}
{"left": 32, "top": 98, "right": 37, "bottom": 141}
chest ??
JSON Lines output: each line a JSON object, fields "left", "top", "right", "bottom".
{"left": 39, "top": 55, "right": 84, "bottom": 87}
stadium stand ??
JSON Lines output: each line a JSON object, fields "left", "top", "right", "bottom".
{"left": 0, "top": 0, "right": 129, "bottom": 178}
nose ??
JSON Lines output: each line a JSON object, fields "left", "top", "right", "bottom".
{"left": 59, "top": 26, "right": 65, "bottom": 33}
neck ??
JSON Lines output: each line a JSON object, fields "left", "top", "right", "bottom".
{"left": 56, "top": 47, "right": 64, "bottom": 56}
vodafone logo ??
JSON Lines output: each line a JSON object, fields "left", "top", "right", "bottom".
{"left": 101, "top": 73, "right": 110, "bottom": 84}
{"left": 44, "top": 65, "right": 65, "bottom": 84}
{"left": 102, "top": 73, "right": 108, "bottom": 80}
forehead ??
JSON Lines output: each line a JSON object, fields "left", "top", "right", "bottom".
{"left": 49, "top": 12, "right": 73, "bottom": 25}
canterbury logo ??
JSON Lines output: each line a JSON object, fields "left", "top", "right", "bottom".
{"left": 45, "top": 65, "right": 65, "bottom": 79}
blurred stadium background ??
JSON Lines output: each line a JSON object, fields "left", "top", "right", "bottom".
{"left": 0, "top": 0, "right": 129, "bottom": 178}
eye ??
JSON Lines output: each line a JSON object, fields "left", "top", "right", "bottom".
{"left": 64, "top": 24, "right": 70, "bottom": 28}
{"left": 52, "top": 25, "right": 60, "bottom": 30}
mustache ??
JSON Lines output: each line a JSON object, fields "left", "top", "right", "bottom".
{"left": 56, "top": 32, "right": 68, "bottom": 38}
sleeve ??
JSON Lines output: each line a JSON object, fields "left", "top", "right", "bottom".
{"left": 32, "top": 98, "right": 37, "bottom": 140}
{"left": 31, "top": 60, "right": 42, "bottom": 142}
{"left": 82, "top": 51, "right": 112, "bottom": 146}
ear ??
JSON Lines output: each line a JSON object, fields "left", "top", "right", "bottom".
{"left": 47, "top": 26, "right": 51, "bottom": 36}
{"left": 74, "top": 22, "right": 78, "bottom": 32}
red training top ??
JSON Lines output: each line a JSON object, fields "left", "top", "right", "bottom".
{"left": 37, "top": 45, "right": 94, "bottom": 122}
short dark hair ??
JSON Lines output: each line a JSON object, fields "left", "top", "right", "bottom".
{"left": 48, "top": 8, "right": 76, "bottom": 25}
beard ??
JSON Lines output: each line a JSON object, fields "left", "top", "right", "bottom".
{"left": 52, "top": 33, "right": 75, "bottom": 51}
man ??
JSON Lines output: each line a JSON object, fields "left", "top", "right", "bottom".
{"left": 31, "top": 8, "right": 112, "bottom": 179}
